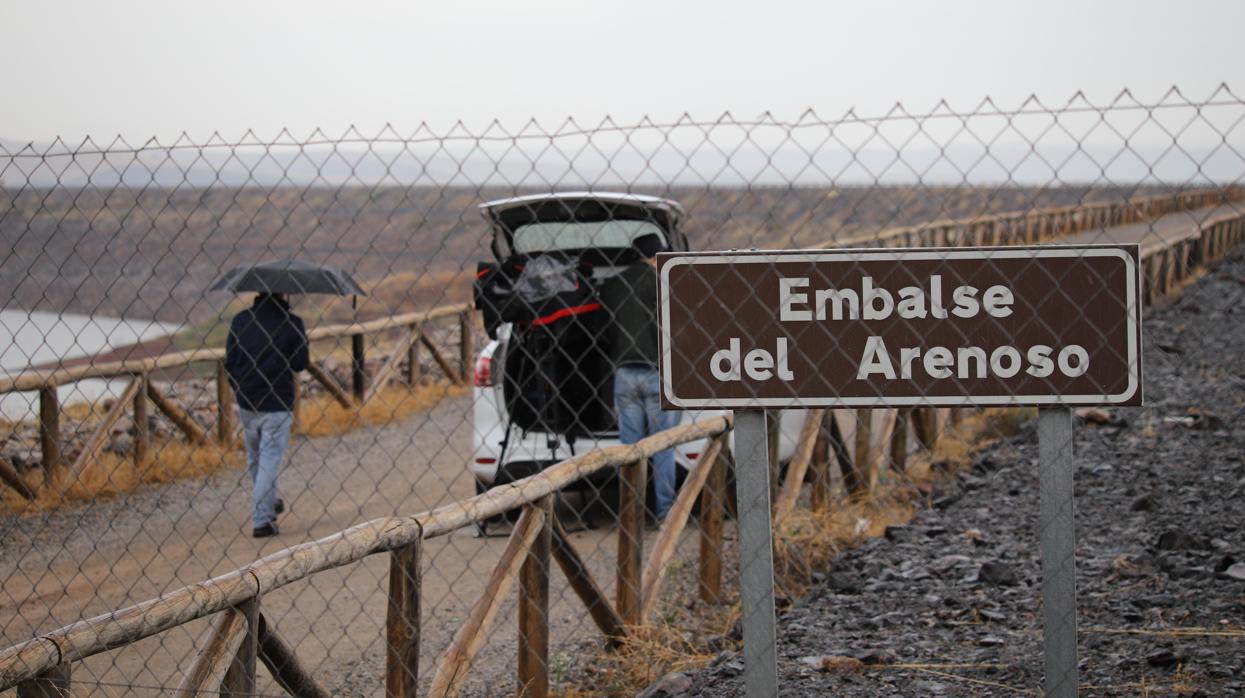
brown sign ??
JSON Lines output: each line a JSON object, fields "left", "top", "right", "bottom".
{"left": 658, "top": 245, "right": 1142, "bottom": 409}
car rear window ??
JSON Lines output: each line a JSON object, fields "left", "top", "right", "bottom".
{"left": 512, "top": 220, "right": 667, "bottom": 254}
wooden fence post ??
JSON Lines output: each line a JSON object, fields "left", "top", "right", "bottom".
{"left": 386, "top": 540, "right": 422, "bottom": 698}
{"left": 889, "top": 408, "right": 909, "bottom": 478}
{"left": 222, "top": 596, "right": 259, "bottom": 697}
{"left": 406, "top": 323, "right": 422, "bottom": 386}
{"left": 698, "top": 444, "right": 726, "bottom": 604}
{"left": 351, "top": 333, "right": 367, "bottom": 402}
{"left": 518, "top": 496, "right": 552, "bottom": 698}
{"left": 430, "top": 506, "right": 545, "bottom": 697}
{"left": 855, "top": 409, "right": 875, "bottom": 493}
{"left": 419, "top": 332, "right": 462, "bottom": 384}
{"left": 617, "top": 455, "right": 646, "bottom": 627}
{"left": 68, "top": 377, "right": 142, "bottom": 479}
{"left": 459, "top": 311, "right": 474, "bottom": 384}
{"left": 38, "top": 387, "right": 61, "bottom": 483}
{"left": 177, "top": 609, "right": 246, "bottom": 696}
{"left": 911, "top": 407, "right": 939, "bottom": 452}
{"left": 216, "top": 361, "right": 233, "bottom": 445}
{"left": 146, "top": 381, "right": 209, "bottom": 444}
{"left": 133, "top": 373, "right": 148, "bottom": 466}
{"left": 258, "top": 614, "right": 330, "bottom": 698}
{"left": 809, "top": 410, "right": 832, "bottom": 512}
{"left": 0, "top": 456, "right": 36, "bottom": 501}
{"left": 307, "top": 362, "right": 353, "bottom": 408}
{"left": 828, "top": 411, "right": 861, "bottom": 495}
{"left": 16, "top": 662, "right": 70, "bottom": 698}
{"left": 551, "top": 516, "right": 626, "bottom": 645}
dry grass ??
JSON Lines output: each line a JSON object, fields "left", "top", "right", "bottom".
{"left": 560, "top": 406, "right": 1031, "bottom": 697}
{"left": 888, "top": 667, "right": 1038, "bottom": 695}
{"left": 1, "top": 381, "right": 467, "bottom": 513}
{"left": 1082, "top": 626, "right": 1245, "bottom": 639}
{"left": 1, "top": 439, "right": 244, "bottom": 514}
{"left": 773, "top": 489, "right": 917, "bottom": 599}
{"left": 294, "top": 380, "right": 468, "bottom": 438}
{"left": 557, "top": 604, "right": 738, "bottom": 697}
{"left": 1083, "top": 663, "right": 1203, "bottom": 695}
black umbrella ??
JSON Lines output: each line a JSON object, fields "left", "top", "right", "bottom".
{"left": 209, "top": 259, "right": 366, "bottom": 296}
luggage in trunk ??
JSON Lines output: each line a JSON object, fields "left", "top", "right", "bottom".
{"left": 475, "top": 255, "right": 616, "bottom": 437}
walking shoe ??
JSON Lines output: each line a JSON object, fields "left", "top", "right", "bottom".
{"left": 274, "top": 498, "right": 285, "bottom": 516}
{"left": 252, "top": 522, "right": 279, "bottom": 538}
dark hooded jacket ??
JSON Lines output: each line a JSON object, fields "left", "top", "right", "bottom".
{"left": 599, "top": 263, "right": 660, "bottom": 368}
{"left": 225, "top": 295, "right": 310, "bottom": 412}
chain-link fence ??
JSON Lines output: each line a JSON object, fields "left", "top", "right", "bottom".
{"left": 2, "top": 87, "right": 1244, "bottom": 697}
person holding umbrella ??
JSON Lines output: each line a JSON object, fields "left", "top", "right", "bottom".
{"left": 224, "top": 292, "right": 307, "bottom": 537}
{"left": 213, "top": 260, "right": 364, "bottom": 538}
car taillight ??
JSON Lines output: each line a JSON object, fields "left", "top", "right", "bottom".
{"left": 473, "top": 354, "right": 494, "bottom": 387}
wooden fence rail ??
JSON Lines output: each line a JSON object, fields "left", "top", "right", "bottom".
{"left": 0, "top": 416, "right": 731, "bottom": 692}
{"left": 1, "top": 190, "right": 1242, "bottom": 696}
{"left": 830, "top": 188, "right": 1232, "bottom": 250}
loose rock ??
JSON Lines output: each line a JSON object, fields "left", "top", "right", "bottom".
{"left": 1155, "top": 529, "right": 1209, "bottom": 551}
{"left": 1146, "top": 650, "right": 1184, "bottom": 668}
{"left": 1218, "top": 562, "right": 1245, "bottom": 581}
{"left": 977, "top": 561, "right": 1019, "bottom": 587}
{"left": 637, "top": 671, "right": 693, "bottom": 698}
{"left": 800, "top": 655, "right": 865, "bottom": 674}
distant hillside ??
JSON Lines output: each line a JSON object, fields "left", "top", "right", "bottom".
{"left": 0, "top": 185, "right": 1168, "bottom": 328}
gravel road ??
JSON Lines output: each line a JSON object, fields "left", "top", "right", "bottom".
{"left": 683, "top": 251, "right": 1245, "bottom": 697}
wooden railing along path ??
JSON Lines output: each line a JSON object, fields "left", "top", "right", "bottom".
{"left": 0, "top": 303, "right": 475, "bottom": 501}
{"left": 1, "top": 189, "right": 1242, "bottom": 697}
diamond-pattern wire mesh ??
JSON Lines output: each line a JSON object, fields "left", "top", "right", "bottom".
{"left": 0, "top": 86, "right": 1243, "bottom": 696}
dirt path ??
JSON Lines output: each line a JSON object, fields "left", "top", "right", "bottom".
{"left": 1, "top": 395, "right": 892, "bottom": 695}
{"left": 0, "top": 392, "right": 641, "bottom": 696}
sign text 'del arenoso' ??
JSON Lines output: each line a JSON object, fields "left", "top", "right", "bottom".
{"left": 658, "top": 245, "right": 1143, "bottom": 409}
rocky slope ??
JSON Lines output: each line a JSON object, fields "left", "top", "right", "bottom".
{"left": 680, "top": 250, "right": 1245, "bottom": 696}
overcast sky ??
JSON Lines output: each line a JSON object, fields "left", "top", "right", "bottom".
{"left": 3, "top": 0, "right": 1243, "bottom": 144}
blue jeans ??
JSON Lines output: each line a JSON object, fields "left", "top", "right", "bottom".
{"left": 614, "top": 366, "right": 682, "bottom": 518}
{"left": 239, "top": 409, "right": 293, "bottom": 528}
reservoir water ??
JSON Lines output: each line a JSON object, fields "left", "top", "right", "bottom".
{"left": 0, "top": 310, "right": 183, "bottom": 422}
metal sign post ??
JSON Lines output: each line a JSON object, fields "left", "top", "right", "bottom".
{"left": 732, "top": 410, "right": 779, "bottom": 698}
{"left": 1038, "top": 407, "right": 1078, "bottom": 697}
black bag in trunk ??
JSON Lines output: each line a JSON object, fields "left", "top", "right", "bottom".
{"left": 495, "top": 256, "right": 614, "bottom": 437}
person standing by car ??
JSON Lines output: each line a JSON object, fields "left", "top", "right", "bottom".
{"left": 224, "top": 292, "right": 309, "bottom": 537}
{"left": 601, "top": 233, "right": 682, "bottom": 520}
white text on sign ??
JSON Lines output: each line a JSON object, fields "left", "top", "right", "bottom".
{"left": 710, "top": 275, "right": 1090, "bottom": 383}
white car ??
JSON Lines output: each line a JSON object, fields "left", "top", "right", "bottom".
{"left": 469, "top": 192, "right": 801, "bottom": 507}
